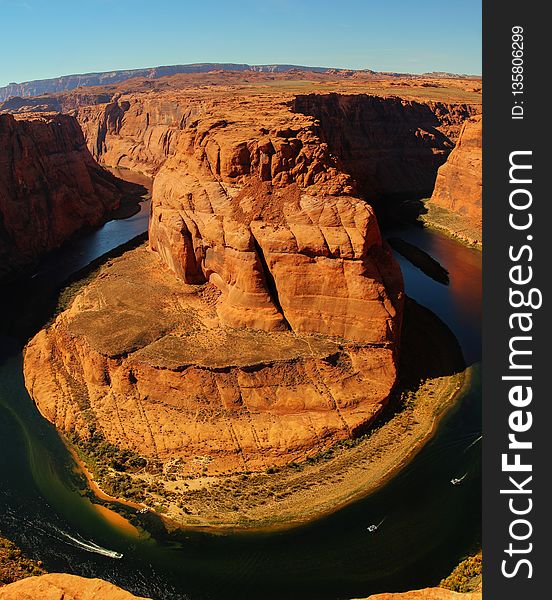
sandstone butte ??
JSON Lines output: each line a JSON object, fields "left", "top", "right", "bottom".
{"left": 427, "top": 115, "right": 482, "bottom": 243}
{"left": 20, "top": 74, "right": 481, "bottom": 478}
{"left": 0, "top": 574, "right": 481, "bottom": 600}
{"left": 0, "top": 113, "right": 125, "bottom": 280}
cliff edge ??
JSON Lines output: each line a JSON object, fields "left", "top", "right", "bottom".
{"left": 24, "top": 94, "right": 404, "bottom": 478}
{"left": 0, "top": 113, "right": 122, "bottom": 280}
{"left": 426, "top": 115, "right": 482, "bottom": 244}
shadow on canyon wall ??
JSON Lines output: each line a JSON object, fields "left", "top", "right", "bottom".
{"left": 291, "top": 93, "right": 475, "bottom": 223}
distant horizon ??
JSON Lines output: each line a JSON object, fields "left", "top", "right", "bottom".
{"left": 1, "top": 61, "right": 482, "bottom": 89}
{"left": 0, "top": 0, "right": 481, "bottom": 88}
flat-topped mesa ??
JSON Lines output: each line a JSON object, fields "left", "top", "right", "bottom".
{"left": 149, "top": 102, "right": 403, "bottom": 345}
{"left": 0, "top": 113, "right": 122, "bottom": 280}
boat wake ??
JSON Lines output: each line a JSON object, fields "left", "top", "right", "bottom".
{"left": 451, "top": 473, "right": 467, "bottom": 486}
{"left": 465, "top": 434, "right": 482, "bottom": 451}
{"left": 0, "top": 508, "right": 123, "bottom": 560}
{"left": 367, "top": 517, "right": 386, "bottom": 533}
{"left": 51, "top": 526, "right": 123, "bottom": 559}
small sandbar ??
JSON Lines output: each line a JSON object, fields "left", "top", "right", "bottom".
{"left": 91, "top": 503, "right": 141, "bottom": 538}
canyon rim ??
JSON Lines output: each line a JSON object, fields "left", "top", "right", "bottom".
{"left": 0, "top": 49, "right": 482, "bottom": 600}
{"left": 12, "top": 73, "right": 481, "bottom": 524}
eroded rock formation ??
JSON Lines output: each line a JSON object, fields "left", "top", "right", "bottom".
{"left": 72, "top": 90, "right": 478, "bottom": 192}
{"left": 25, "top": 245, "right": 399, "bottom": 474}
{"left": 0, "top": 573, "right": 149, "bottom": 600}
{"left": 148, "top": 97, "right": 403, "bottom": 340}
{"left": 24, "top": 92, "right": 405, "bottom": 476}
{"left": 22, "top": 82, "right": 479, "bottom": 479}
{"left": 76, "top": 96, "right": 193, "bottom": 175}
{"left": 0, "top": 113, "right": 122, "bottom": 279}
{"left": 427, "top": 115, "right": 482, "bottom": 242}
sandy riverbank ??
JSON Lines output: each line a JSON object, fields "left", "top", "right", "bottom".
{"left": 67, "top": 297, "right": 469, "bottom": 531}
{"left": 65, "top": 449, "right": 143, "bottom": 538}
{"left": 421, "top": 203, "right": 482, "bottom": 250}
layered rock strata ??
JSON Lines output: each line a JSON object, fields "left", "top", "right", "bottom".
{"left": 148, "top": 98, "right": 403, "bottom": 340}
{"left": 23, "top": 87, "right": 482, "bottom": 478}
{"left": 427, "top": 115, "right": 482, "bottom": 242}
{"left": 25, "top": 94, "right": 405, "bottom": 476}
{"left": 76, "top": 96, "right": 194, "bottom": 174}
{"left": 73, "top": 90, "right": 477, "bottom": 190}
{"left": 0, "top": 113, "right": 122, "bottom": 279}
{"left": 24, "top": 247, "right": 399, "bottom": 475}
{"left": 292, "top": 94, "right": 477, "bottom": 202}
{"left": 0, "top": 64, "right": 481, "bottom": 102}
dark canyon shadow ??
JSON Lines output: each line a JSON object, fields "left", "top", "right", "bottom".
{"left": 0, "top": 173, "right": 150, "bottom": 346}
{"left": 291, "top": 93, "right": 475, "bottom": 221}
{"left": 387, "top": 237, "right": 450, "bottom": 285}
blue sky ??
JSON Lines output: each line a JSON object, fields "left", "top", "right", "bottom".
{"left": 0, "top": 0, "right": 481, "bottom": 87}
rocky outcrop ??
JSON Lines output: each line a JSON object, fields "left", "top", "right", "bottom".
{"left": 0, "top": 577, "right": 480, "bottom": 600}
{"left": 0, "top": 113, "right": 122, "bottom": 280}
{"left": 24, "top": 244, "right": 399, "bottom": 476}
{"left": 74, "top": 91, "right": 477, "bottom": 192}
{"left": 63, "top": 91, "right": 415, "bottom": 339}
{"left": 23, "top": 86, "right": 482, "bottom": 481}
{"left": 24, "top": 92, "right": 404, "bottom": 477}
{"left": 361, "top": 590, "right": 481, "bottom": 600}
{"left": 149, "top": 98, "right": 403, "bottom": 341}
{"left": 427, "top": 115, "right": 482, "bottom": 242}
{"left": 0, "top": 537, "right": 43, "bottom": 586}
{"left": 0, "top": 573, "right": 149, "bottom": 599}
